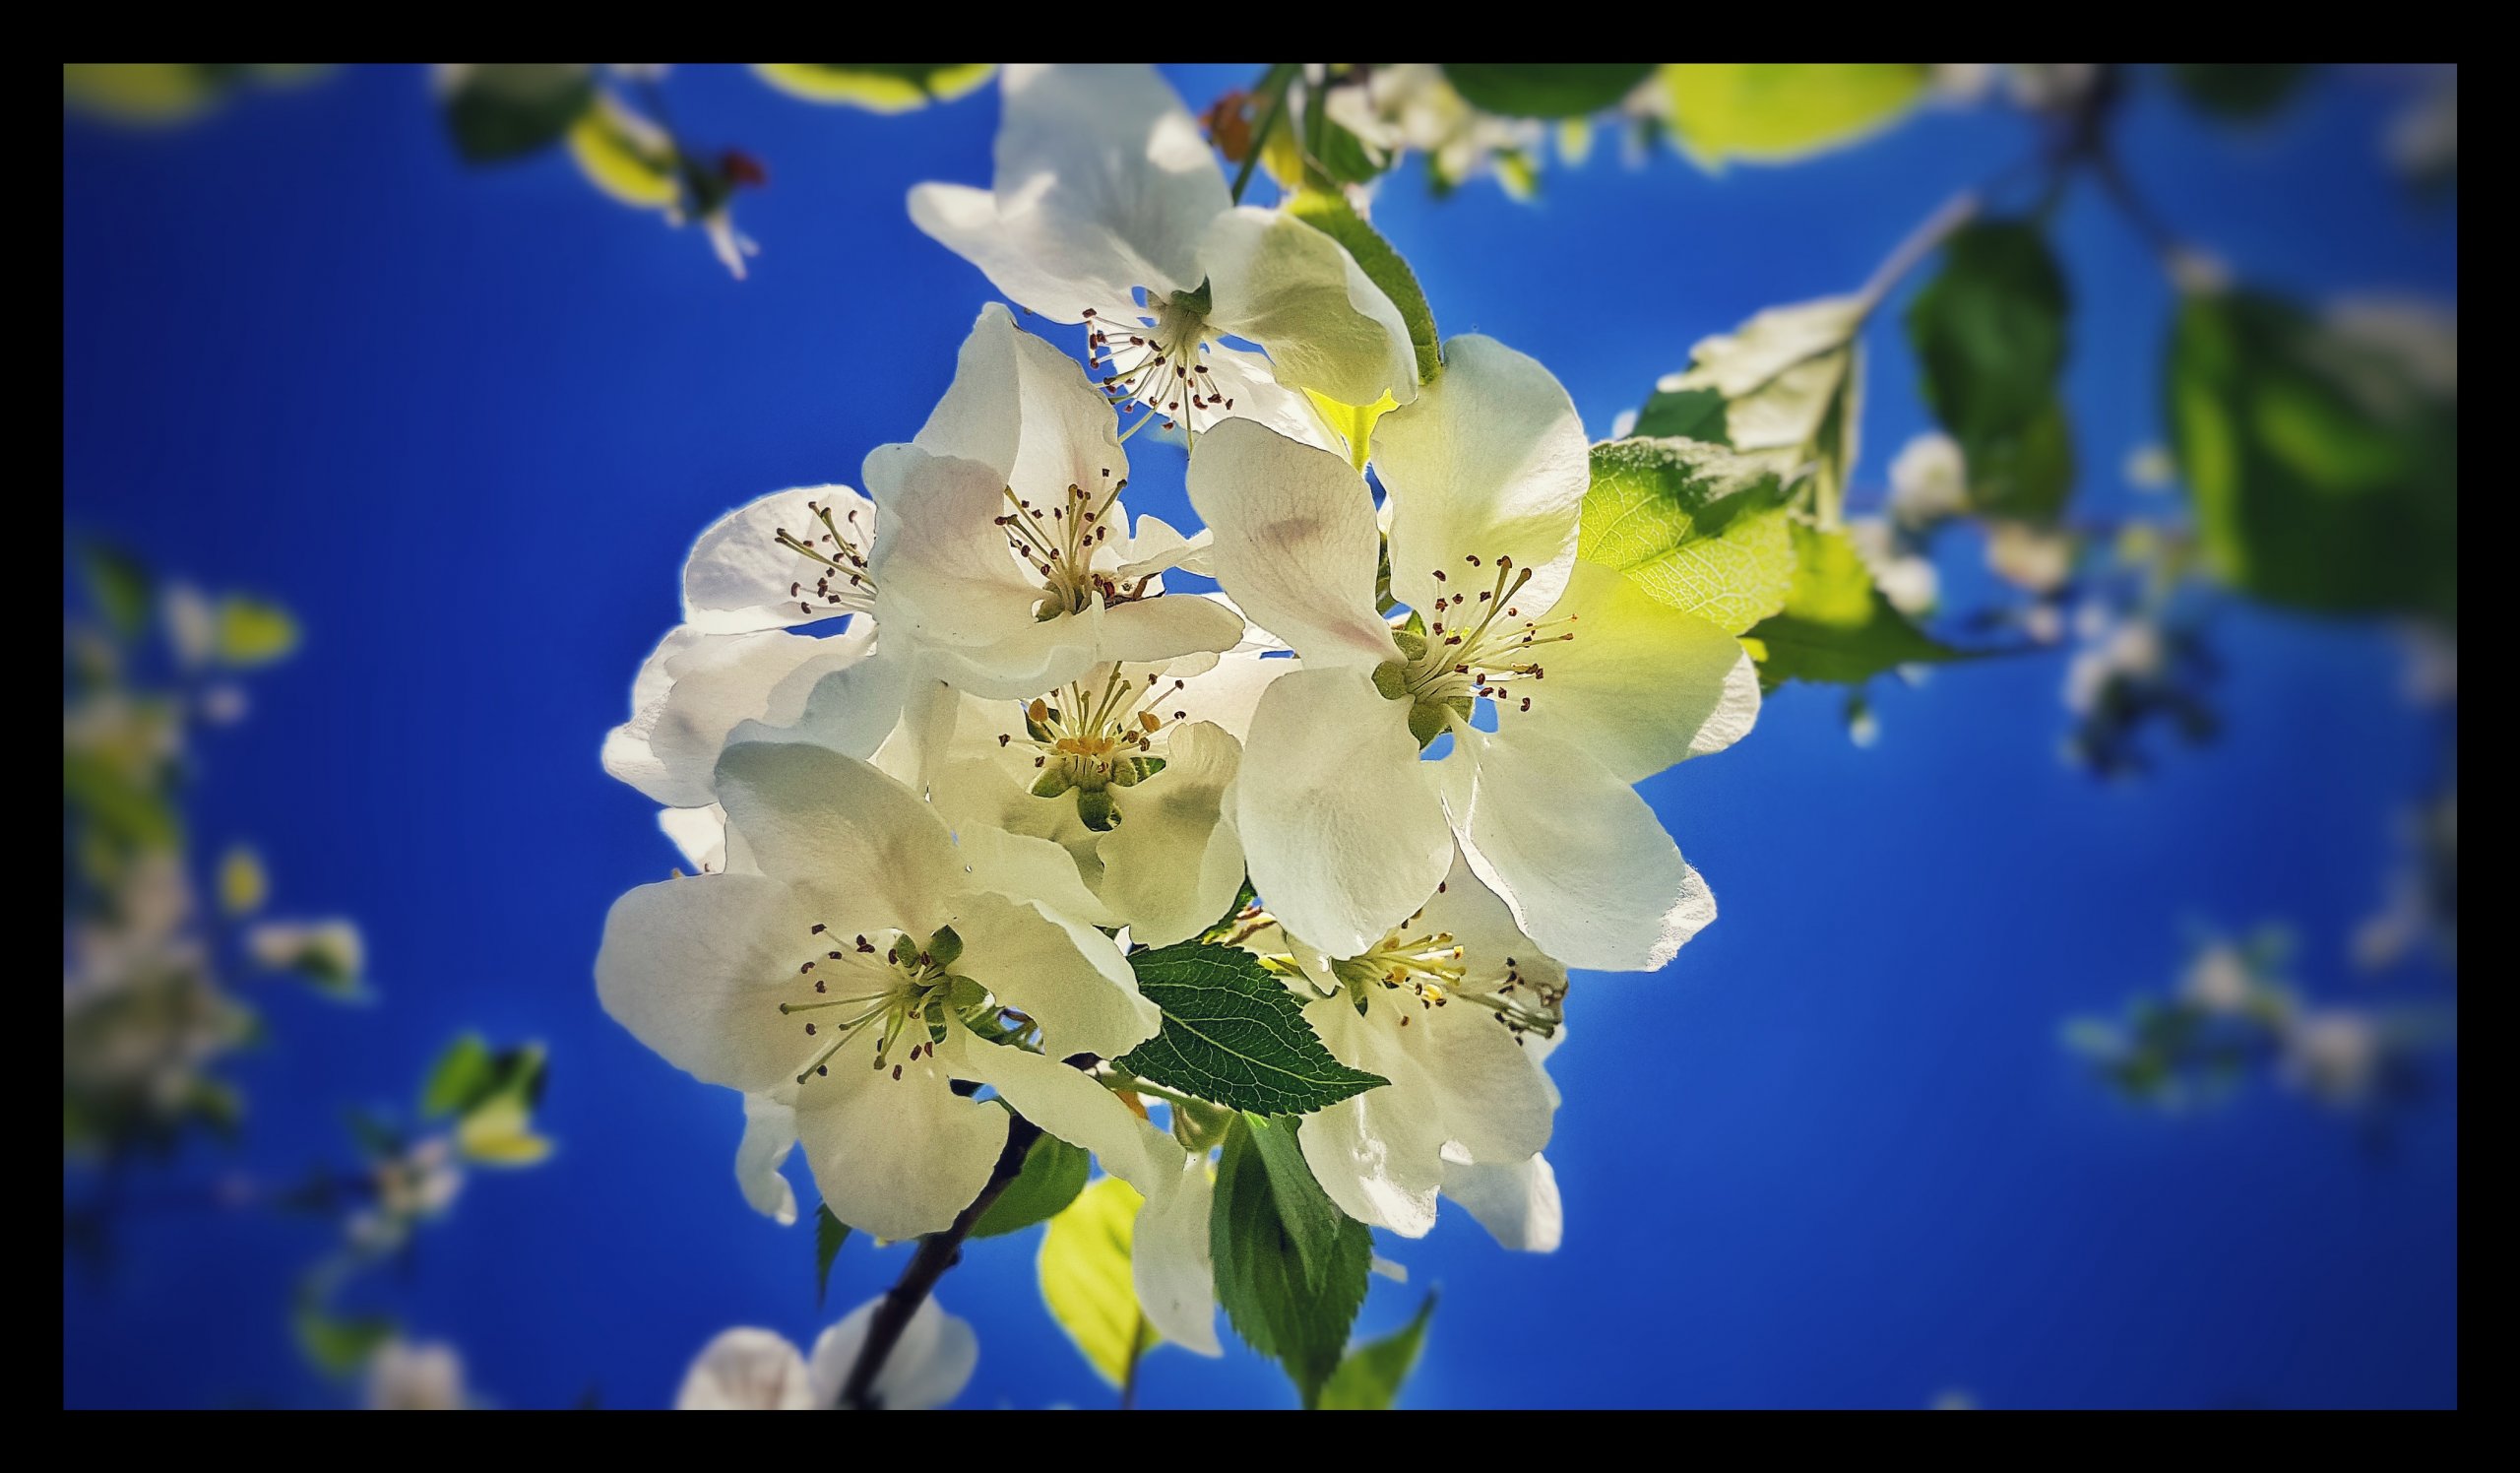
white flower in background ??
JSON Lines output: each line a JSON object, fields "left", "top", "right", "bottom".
{"left": 2122, "top": 441, "right": 2176, "bottom": 491}
{"left": 1269, "top": 857, "right": 1565, "bottom": 1239}
{"left": 1192, "top": 336, "right": 1758, "bottom": 965}
{"left": 910, "top": 65, "right": 1417, "bottom": 438}
{"left": 1849, "top": 517, "right": 1938, "bottom": 617}
{"left": 2180, "top": 942, "right": 2258, "bottom": 1015}
{"left": 1985, "top": 521, "right": 2077, "bottom": 596}
{"left": 244, "top": 918, "right": 365, "bottom": 990}
{"left": 2283, "top": 1010, "right": 2386, "bottom": 1105}
{"left": 597, "top": 740, "right": 1165, "bottom": 1241}
{"left": 855, "top": 305, "right": 1243, "bottom": 703}
{"left": 364, "top": 1339, "right": 470, "bottom": 1411}
{"left": 2064, "top": 615, "right": 2164, "bottom": 715}
{"left": 676, "top": 1298, "right": 976, "bottom": 1410}
{"left": 348, "top": 1134, "right": 468, "bottom": 1254}
{"left": 926, "top": 646, "right": 1286, "bottom": 946}
{"left": 2004, "top": 63, "right": 2100, "bottom": 113}
{"left": 1324, "top": 65, "right": 1546, "bottom": 197}
{"left": 1888, "top": 431, "right": 1969, "bottom": 530}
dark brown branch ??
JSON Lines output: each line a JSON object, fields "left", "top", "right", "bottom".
{"left": 836, "top": 1111, "right": 1043, "bottom": 1409}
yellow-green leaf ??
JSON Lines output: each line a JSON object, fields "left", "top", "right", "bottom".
{"left": 456, "top": 1096, "right": 553, "bottom": 1167}
{"left": 1040, "top": 1176, "right": 1159, "bottom": 1386}
{"left": 568, "top": 95, "right": 679, "bottom": 211}
{"left": 215, "top": 596, "right": 299, "bottom": 668}
{"left": 218, "top": 845, "right": 269, "bottom": 917}
{"left": 752, "top": 64, "right": 995, "bottom": 113}
{"left": 1284, "top": 189, "right": 1441, "bottom": 385}
{"left": 1579, "top": 438, "right": 1796, "bottom": 634}
{"left": 1662, "top": 63, "right": 1928, "bottom": 168}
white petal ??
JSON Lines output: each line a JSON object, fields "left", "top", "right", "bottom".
{"left": 1299, "top": 1004, "right": 1445, "bottom": 1237}
{"left": 953, "top": 818, "right": 1120, "bottom": 929}
{"left": 1186, "top": 418, "right": 1397, "bottom": 671}
{"left": 909, "top": 181, "right": 1142, "bottom": 325}
{"left": 1094, "top": 595, "right": 1246, "bottom": 668}
{"left": 910, "top": 303, "right": 1128, "bottom": 506}
{"left": 1417, "top": 854, "right": 1568, "bottom": 1008}
{"left": 605, "top": 624, "right": 873, "bottom": 808}
{"left": 1442, "top": 1153, "right": 1564, "bottom": 1252}
{"left": 596, "top": 873, "right": 826, "bottom": 1095}
{"left": 714, "top": 741, "right": 961, "bottom": 929}
{"left": 1192, "top": 341, "right": 1338, "bottom": 449}
{"left": 1109, "top": 512, "right": 1210, "bottom": 582}
{"left": 1377, "top": 336, "right": 1589, "bottom": 617}
{"left": 806, "top": 1298, "right": 978, "bottom": 1411}
{"left": 1133, "top": 1153, "right": 1222, "bottom": 1355}
{"left": 675, "top": 1328, "right": 812, "bottom": 1410}
{"left": 1446, "top": 727, "right": 1715, "bottom": 971}
{"left": 682, "top": 485, "right": 877, "bottom": 633}
{"left": 1096, "top": 721, "right": 1244, "bottom": 946}
{"left": 862, "top": 445, "right": 1043, "bottom": 649}
{"left": 1234, "top": 666, "right": 1451, "bottom": 958}
{"left": 658, "top": 802, "right": 728, "bottom": 874}
{"left": 1166, "top": 647, "right": 1292, "bottom": 740}
{"left": 794, "top": 1031, "right": 1008, "bottom": 1241}
{"left": 945, "top": 890, "right": 1159, "bottom": 1059}
{"left": 1506, "top": 560, "right": 1760, "bottom": 782}
{"left": 936, "top": 1023, "right": 1179, "bottom": 1193}
{"left": 735, "top": 1090, "right": 799, "bottom": 1226}
{"left": 1202, "top": 206, "right": 1418, "bottom": 410}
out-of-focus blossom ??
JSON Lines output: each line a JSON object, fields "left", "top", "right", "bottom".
{"left": 364, "top": 1339, "right": 470, "bottom": 1411}
{"left": 676, "top": 1298, "right": 976, "bottom": 1410}
{"left": 1888, "top": 431, "right": 1969, "bottom": 530}
{"left": 1324, "top": 65, "right": 1547, "bottom": 197}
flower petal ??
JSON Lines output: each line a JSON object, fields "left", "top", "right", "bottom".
{"left": 714, "top": 741, "right": 960, "bottom": 928}
{"left": 658, "top": 803, "right": 729, "bottom": 874}
{"left": 605, "top": 624, "right": 874, "bottom": 808}
{"left": 1235, "top": 665, "right": 1451, "bottom": 957}
{"left": 911, "top": 303, "right": 1127, "bottom": 504}
{"left": 1133, "top": 1153, "right": 1222, "bottom": 1355}
{"left": 1506, "top": 560, "right": 1761, "bottom": 782}
{"left": 1094, "top": 594, "right": 1245, "bottom": 668}
{"left": 862, "top": 445, "right": 1043, "bottom": 648}
{"left": 1097, "top": 721, "right": 1244, "bottom": 946}
{"left": 1202, "top": 206, "right": 1418, "bottom": 410}
{"left": 682, "top": 485, "right": 877, "bottom": 633}
{"left": 735, "top": 1090, "right": 800, "bottom": 1226}
{"left": 1187, "top": 418, "right": 1397, "bottom": 671}
{"left": 1441, "top": 1152, "right": 1564, "bottom": 1253}
{"left": 1446, "top": 726, "right": 1715, "bottom": 971}
{"left": 795, "top": 1033, "right": 1008, "bottom": 1241}
{"left": 945, "top": 889, "right": 1158, "bottom": 1059}
{"left": 806, "top": 1297, "right": 978, "bottom": 1411}
{"left": 936, "top": 1023, "right": 1179, "bottom": 1192}
{"left": 1192, "top": 341, "right": 1338, "bottom": 449}
{"left": 1299, "top": 1002, "right": 1448, "bottom": 1237}
{"left": 1377, "top": 336, "right": 1589, "bottom": 617}
{"left": 676, "top": 1328, "right": 812, "bottom": 1410}
{"left": 595, "top": 872, "right": 825, "bottom": 1095}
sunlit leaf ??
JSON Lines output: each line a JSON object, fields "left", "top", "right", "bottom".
{"left": 1040, "top": 1176, "right": 1160, "bottom": 1385}
{"left": 214, "top": 595, "right": 299, "bottom": 668}
{"left": 218, "top": 845, "right": 269, "bottom": 918}
{"left": 751, "top": 64, "right": 995, "bottom": 112}
{"left": 1745, "top": 523, "right": 1959, "bottom": 688}
{"left": 1662, "top": 63, "right": 1927, "bottom": 168}
{"left": 1579, "top": 437, "right": 1796, "bottom": 634}
{"left": 1284, "top": 188, "right": 1440, "bottom": 384}
{"left": 1658, "top": 295, "right": 1865, "bottom": 525}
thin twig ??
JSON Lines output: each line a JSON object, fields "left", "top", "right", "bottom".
{"left": 836, "top": 1111, "right": 1043, "bottom": 1408}
{"left": 1857, "top": 188, "right": 1981, "bottom": 316}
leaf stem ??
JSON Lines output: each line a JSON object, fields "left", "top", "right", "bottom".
{"left": 1856, "top": 187, "right": 1981, "bottom": 317}
{"left": 1229, "top": 66, "right": 1297, "bottom": 206}
{"left": 834, "top": 1111, "right": 1043, "bottom": 1408}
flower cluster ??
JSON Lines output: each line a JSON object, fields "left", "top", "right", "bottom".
{"left": 596, "top": 63, "right": 1756, "bottom": 1397}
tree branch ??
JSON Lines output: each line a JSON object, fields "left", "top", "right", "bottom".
{"left": 836, "top": 1110, "right": 1043, "bottom": 1409}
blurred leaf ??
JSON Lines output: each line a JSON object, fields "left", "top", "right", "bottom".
{"left": 1284, "top": 188, "right": 1440, "bottom": 384}
{"left": 1040, "top": 1176, "right": 1159, "bottom": 1385}
{"left": 1657, "top": 295, "right": 1866, "bottom": 526}
{"left": 1578, "top": 438, "right": 1796, "bottom": 633}
{"left": 420, "top": 1034, "right": 496, "bottom": 1119}
{"left": 972, "top": 1133, "right": 1092, "bottom": 1239}
{"left": 294, "top": 1297, "right": 396, "bottom": 1378}
{"left": 2169, "top": 291, "right": 2457, "bottom": 624}
{"left": 752, "top": 64, "right": 995, "bottom": 112}
{"left": 568, "top": 95, "right": 680, "bottom": 210}
{"left": 1319, "top": 1292, "right": 1437, "bottom": 1410}
{"left": 218, "top": 845, "right": 269, "bottom": 917}
{"left": 62, "top": 750, "right": 181, "bottom": 852}
{"left": 814, "top": 1202, "right": 850, "bottom": 1307}
{"left": 456, "top": 1095, "right": 552, "bottom": 1166}
{"left": 1631, "top": 386, "right": 1731, "bottom": 443}
{"left": 2166, "top": 64, "right": 2313, "bottom": 122}
{"left": 76, "top": 540, "right": 155, "bottom": 638}
{"left": 1745, "top": 523, "right": 1959, "bottom": 688}
{"left": 1210, "top": 1116, "right": 1370, "bottom": 1408}
{"left": 1440, "top": 64, "right": 1657, "bottom": 119}
{"left": 213, "top": 595, "right": 298, "bottom": 668}
{"left": 63, "top": 64, "right": 223, "bottom": 124}
{"left": 1906, "top": 221, "right": 2075, "bottom": 522}
{"left": 1116, "top": 943, "right": 1387, "bottom": 1117}
{"left": 1662, "top": 63, "right": 1926, "bottom": 167}
{"left": 441, "top": 64, "right": 595, "bottom": 163}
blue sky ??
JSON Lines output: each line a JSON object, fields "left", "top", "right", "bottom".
{"left": 63, "top": 64, "right": 2457, "bottom": 1409}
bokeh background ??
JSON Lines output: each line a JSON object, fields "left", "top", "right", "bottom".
{"left": 63, "top": 63, "right": 2457, "bottom": 1409}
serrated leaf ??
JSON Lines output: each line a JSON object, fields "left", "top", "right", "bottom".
{"left": 1660, "top": 295, "right": 1865, "bottom": 526}
{"left": 972, "top": 1133, "right": 1092, "bottom": 1239}
{"left": 1631, "top": 386, "right": 1731, "bottom": 443}
{"left": 1210, "top": 1116, "right": 1371, "bottom": 1408}
{"left": 1578, "top": 438, "right": 1796, "bottom": 634}
{"left": 1040, "top": 1177, "right": 1159, "bottom": 1385}
{"left": 1319, "top": 1292, "right": 1437, "bottom": 1410}
{"left": 752, "top": 64, "right": 995, "bottom": 112}
{"left": 1661, "top": 63, "right": 1927, "bottom": 168}
{"left": 440, "top": 64, "right": 594, "bottom": 163}
{"left": 1116, "top": 943, "right": 1387, "bottom": 1117}
{"left": 213, "top": 595, "right": 298, "bottom": 668}
{"left": 2170, "top": 290, "right": 2456, "bottom": 624}
{"left": 1745, "top": 523, "right": 1959, "bottom": 689}
{"left": 1440, "top": 64, "right": 1657, "bottom": 119}
{"left": 814, "top": 1202, "right": 850, "bottom": 1308}
{"left": 1284, "top": 189, "right": 1440, "bottom": 385}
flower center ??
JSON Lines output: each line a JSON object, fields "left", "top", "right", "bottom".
{"left": 1371, "top": 553, "right": 1579, "bottom": 746}
{"left": 1083, "top": 287, "right": 1234, "bottom": 434}
{"left": 771, "top": 497, "right": 876, "bottom": 618}
{"left": 1335, "top": 891, "right": 1564, "bottom": 1041}
{"left": 776, "top": 923, "right": 985, "bottom": 1084}
{"left": 997, "top": 666, "right": 1189, "bottom": 830}
{"left": 992, "top": 472, "right": 1158, "bottom": 619}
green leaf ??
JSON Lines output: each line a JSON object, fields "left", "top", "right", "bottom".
{"left": 2166, "top": 64, "right": 2313, "bottom": 122}
{"left": 217, "top": 845, "right": 269, "bottom": 918}
{"left": 1578, "top": 438, "right": 1796, "bottom": 634}
{"left": 814, "top": 1202, "right": 850, "bottom": 1308}
{"left": 971, "top": 1133, "right": 1092, "bottom": 1239}
{"left": 1631, "top": 386, "right": 1731, "bottom": 444}
{"left": 1319, "top": 1292, "right": 1438, "bottom": 1410}
{"left": 1440, "top": 64, "right": 1657, "bottom": 119}
{"left": 1968, "top": 398, "right": 2076, "bottom": 523}
{"left": 1659, "top": 295, "right": 1866, "bottom": 525}
{"left": 2169, "top": 291, "right": 2457, "bottom": 624}
{"left": 76, "top": 540, "right": 155, "bottom": 638}
{"left": 1284, "top": 188, "right": 1440, "bottom": 385}
{"left": 294, "top": 1297, "right": 397, "bottom": 1378}
{"left": 1745, "top": 524, "right": 1959, "bottom": 688}
{"left": 441, "top": 64, "right": 596, "bottom": 163}
{"left": 1210, "top": 1116, "right": 1372, "bottom": 1408}
{"left": 62, "top": 749, "right": 181, "bottom": 852}
{"left": 1904, "top": 222, "right": 2075, "bottom": 523}
{"left": 213, "top": 595, "right": 299, "bottom": 667}
{"left": 752, "top": 64, "right": 995, "bottom": 112}
{"left": 1040, "top": 1177, "right": 1160, "bottom": 1385}
{"left": 1116, "top": 943, "right": 1387, "bottom": 1117}
{"left": 420, "top": 1034, "right": 495, "bottom": 1119}
{"left": 1661, "top": 63, "right": 1927, "bottom": 167}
